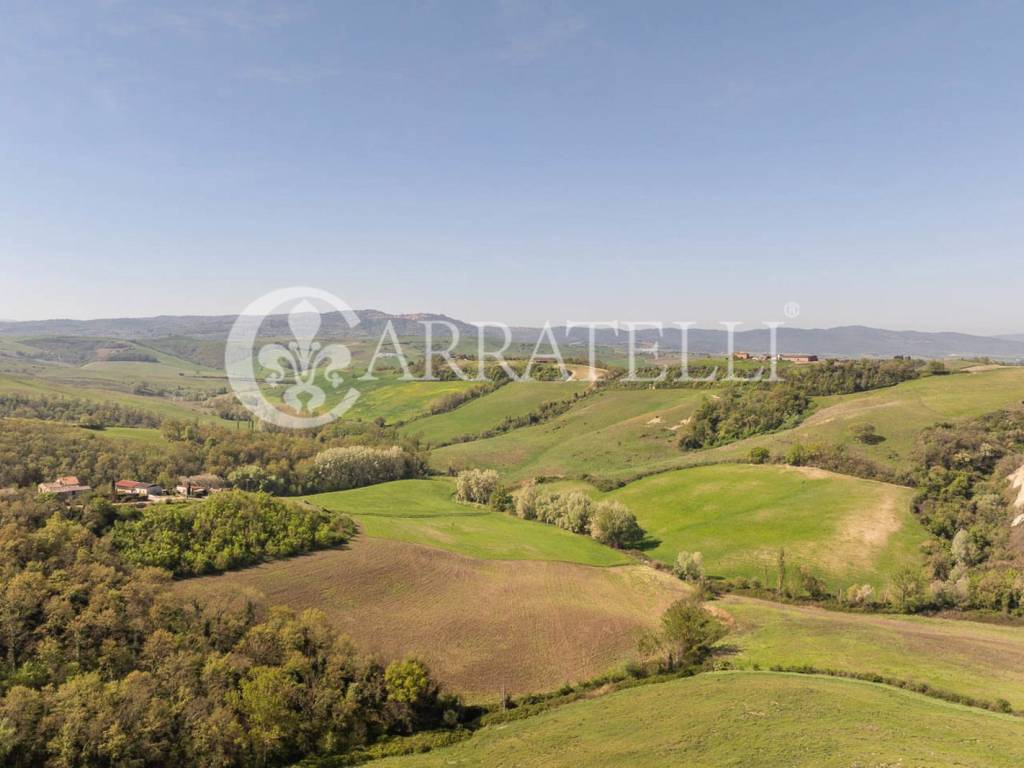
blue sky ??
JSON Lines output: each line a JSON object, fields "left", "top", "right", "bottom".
{"left": 1, "top": 1, "right": 1022, "bottom": 333}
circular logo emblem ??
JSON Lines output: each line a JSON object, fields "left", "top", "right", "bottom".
{"left": 226, "top": 287, "right": 360, "bottom": 429}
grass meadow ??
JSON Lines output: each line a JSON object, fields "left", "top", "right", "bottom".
{"left": 399, "top": 380, "right": 589, "bottom": 445}
{"left": 302, "top": 478, "right": 630, "bottom": 566}
{"left": 721, "top": 595, "right": 1024, "bottom": 709}
{"left": 601, "top": 464, "right": 923, "bottom": 588}
{"left": 373, "top": 671, "right": 1024, "bottom": 767}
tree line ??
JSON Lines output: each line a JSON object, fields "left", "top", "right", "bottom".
{"left": 454, "top": 470, "right": 647, "bottom": 550}
{"left": 0, "top": 394, "right": 162, "bottom": 428}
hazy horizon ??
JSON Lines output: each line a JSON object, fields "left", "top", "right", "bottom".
{"left": 0, "top": 307, "right": 1020, "bottom": 339}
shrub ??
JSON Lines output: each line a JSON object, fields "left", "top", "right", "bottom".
{"left": 845, "top": 583, "right": 875, "bottom": 606}
{"left": 749, "top": 447, "right": 770, "bottom": 464}
{"left": 553, "top": 492, "right": 593, "bottom": 534}
{"left": 455, "top": 468, "right": 500, "bottom": 504}
{"left": 515, "top": 482, "right": 540, "bottom": 520}
{"left": 590, "top": 501, "right": 645, "bottom": 549}
{"left": 785, "top": 444, "right": 808, "bottom": 466}
{"left": 852, "top": 423, "right": 880, "bottom": 444}
{"left": 672, "top": 551, "right": 704, "bottom": 582}
{"left": 489, "top": 484, "right": 514, "bottom": 513}
{"left": 304, "top": 445, "right": 412, "bottom": 493}
{"left": 799, "top": 566, "right": 829, "bottom": 600}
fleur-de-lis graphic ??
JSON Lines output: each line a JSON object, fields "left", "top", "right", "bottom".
{"left": 257, "top": 299, "right": 351, "bottom": 414}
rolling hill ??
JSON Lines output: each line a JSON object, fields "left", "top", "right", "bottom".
{"left": 302, "top": 478, "right": 630, "bottom": 565}
{"left": 371, "top": 672, "right": 1024, "bottom": 767}
{"left": 722, "top": 595, "right": 1024, "bottom": 710}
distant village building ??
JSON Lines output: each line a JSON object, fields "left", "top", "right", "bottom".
{"left": 37, "top": 475, "right": 92, "bottom": 498}
{"left": 733, "top": 351, "right": 752, "bottom": 360}
{"left": 175, "top": 482, "right": 209, "bottom": 498}
{"left": 115, "top": 480, "right": 164, "bottom": 498}
{"left": 778, "top": 354, "right": 819, "bottom": 364}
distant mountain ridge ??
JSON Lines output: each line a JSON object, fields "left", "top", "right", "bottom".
{"left": 1, "top": 314, "right": 1023, "bottom": 360}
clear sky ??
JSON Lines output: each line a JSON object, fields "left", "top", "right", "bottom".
{"left": 1, "top": 1, "right": 1021, "bottom": 333}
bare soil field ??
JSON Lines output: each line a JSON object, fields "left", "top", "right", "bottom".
{"left": 177, "top": 536, "right": 689, "bottom": 701}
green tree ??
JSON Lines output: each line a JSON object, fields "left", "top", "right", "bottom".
{"left": 640, "top": 596, "right": 728, "bottom": 671}
{"left": 234, "top": 666, "right": 300, "bottom": 767}
{"left": 890, "top": 565, "right": 926, "bottom": 612}
{"left": 749, "top": 446, "right": 770, "bottom": 464}
{"left": 384, "top": 658, "right": 432, "bottom": 705}
{"left": 852, "top": 423, "right": 879, "bottom": 444}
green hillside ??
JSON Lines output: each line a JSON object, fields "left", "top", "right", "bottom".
{"left": 677, "top": 366, "right": 1024, "bottom": 473}
{"left": 602, "top": 464, "right": 923, "bottom": 587}
{"left": 432, "top": 367, "right": 1024, "bottom": 484}
{"left": 400, "top": 380, "right": 589, "bottom": 445}
{"left": 723, "top": 595, "right": 1024, "bottom": 709}
{"left": 373, "top": 672, "right": 1024, "bottom": 768}
{"left": 430, "top": 387, "right": 707, "bottom": 483}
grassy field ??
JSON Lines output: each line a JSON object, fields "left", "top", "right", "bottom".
{"left": 94, "top": 426, "right": 168, "bottom": 445}
{"left": 677, "top": 366, "right": 1024, "bottom": 474}
{"left": 430, "top": 387, "right": 708, "bottom": 483}
{"left": 600, "top": 464, "right": 923, "bottom": 588}
{"left": 303, "top": 478, "right": 630, "bottom": 566}
{"left": 262, "top": 374, "right": 480, "bottom": 426}
{"left": 721, "top": 595, "right": 1024, "bottom": 709}
{"left": 399, "top": 381, "right": 589, "bottom": 445}
{"left": 373, "top": 671, "right": 1024, "bottom": 767}
{"left": 178, "top": 536, "right": 687, "bottom": 699}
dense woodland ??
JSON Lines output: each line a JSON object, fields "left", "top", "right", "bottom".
{"left": 678, "top": 384, "right": 810, "bottom": 450}
{"left": 912, "top": 409, "right": 1024, "bottom": 611}
{"left": 109, "top": 491, "right": 356, "bottom": 576}
{"left": 0, "top": 494, "right": 460, "bottom": 767}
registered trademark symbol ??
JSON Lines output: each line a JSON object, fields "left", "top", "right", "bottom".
{"left": 784, "top": 302, "right": 801, "bottom": 319}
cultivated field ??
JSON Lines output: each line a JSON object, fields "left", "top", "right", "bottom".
{"left": 399, "top": 380, "right": 589, "bottom": 445}
{"left": 721, "top": 595, "right": 1024, "bottom": 709}
{"left": 303, "top": 478, "right": 630, "bottom": 565}
{"left": 601, "top": 464, "right": 924, "bottom": 588}
{"left": 372, "top": 671, "right": 1024, "bottom": 767}
{"left": 179, "top": 536, "right": 688, "bottom": 698}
